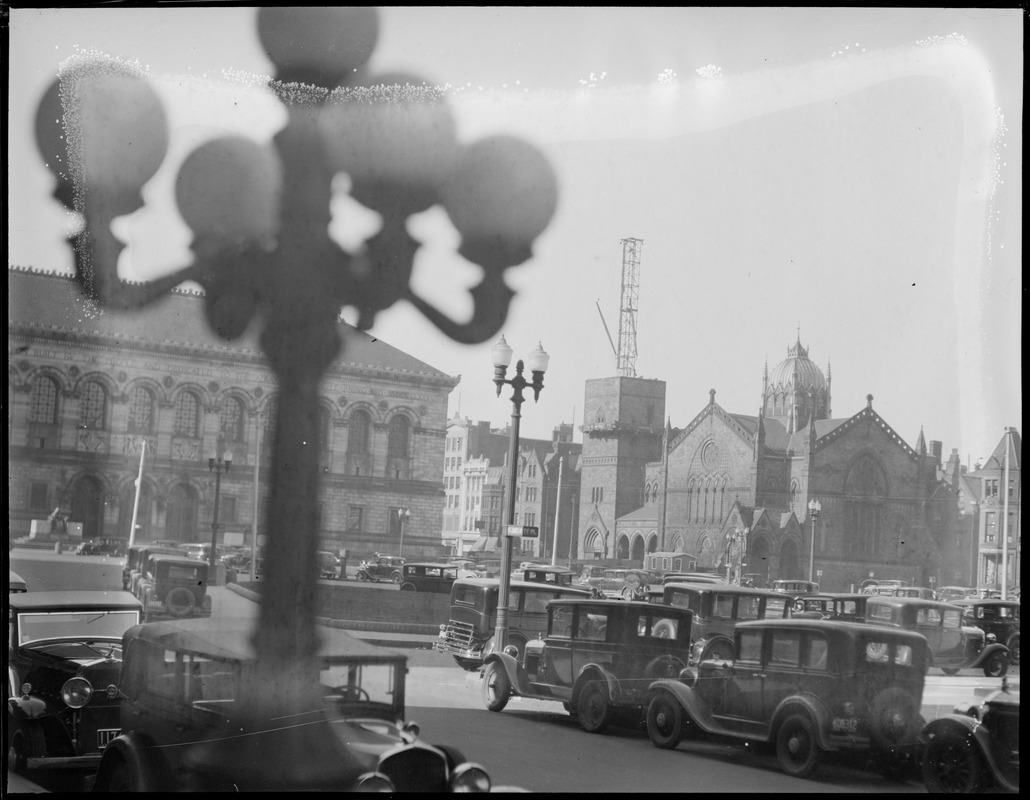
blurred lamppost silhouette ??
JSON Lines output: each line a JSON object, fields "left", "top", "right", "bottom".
{"left": 34, "top": 7, "right": 557, "bottom": 788}
{"left": 491, "top": 336, "right": 549, "bottom": 651}
{"left": 208, "top": 449, "right": 233, "bottom": 576}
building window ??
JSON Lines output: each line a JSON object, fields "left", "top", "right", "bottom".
{"left": 387, "top": 416, "right": 410, "bottom": 459}
{"left": 174, "top": 391, "right": 200, "bottom": 438}
{"left": 220, "top": 396, "right": 246, "bottom": 443}
{"left": 347, "top": 506, "right": 364, "bottom": 532}
{"left": 80, "top": 381, "right": 107, "bottom": 430}
{"left": 29, "top": 482, "right": 49, "bottom": 511}
{"left": 220, "top": 496, "right": 237, "bottom": 524}
{"left": 30, "top": 375, "right": 59, "bottom": 423}
{"left": 128, "top": 386, "right": 155, "bottom": 434}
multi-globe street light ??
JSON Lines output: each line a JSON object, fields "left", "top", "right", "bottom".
{"left": 491, "top": 336, "right": 549, "bottom": 651}
{"left": 808, "top": 497, "right": 822, "bottom": 583}
{"left": 208, "top": 450, "right": 233, "bottom": 577}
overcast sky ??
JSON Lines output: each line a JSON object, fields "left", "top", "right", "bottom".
{"left": 7, "top": 7, "right": 1022, "bottom": 464}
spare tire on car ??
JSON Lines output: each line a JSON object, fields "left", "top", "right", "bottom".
{"left": 166, "top": 587, "right": 196, "bottom": 616}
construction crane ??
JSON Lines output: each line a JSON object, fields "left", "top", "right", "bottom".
{"left": 596, "top": 238, "right": 643, "bottom": 377}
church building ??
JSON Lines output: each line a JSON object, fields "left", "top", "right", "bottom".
{"left": 581, "top": 336, "right": 965, "bottom": 591}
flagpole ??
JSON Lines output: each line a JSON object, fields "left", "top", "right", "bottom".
{"left": 551, "top": 456, "right": 563, "bottom": 566}
{"left": 128, "top": 439, "right": 146, "bottom": 548}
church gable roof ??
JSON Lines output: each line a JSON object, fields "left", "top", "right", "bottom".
{"left": 8, "top": 267, "right": 456, "bottom": 382}
{"left": 672, "top": 391, "right": 755, "bottom": 452}
{"left": 983, "top": 429, "right": 1021, "bottom": 471}
{"left": 810, "top": 399, "right": 920, "bottom": 462}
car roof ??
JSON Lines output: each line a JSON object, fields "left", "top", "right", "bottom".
{"left": 525, "top": 566, "right": 576, "bottom": 573}
{"left": 736, "top": 617, "right": 929, "bottom": 644}
{"left": 10, "top": 590, "right": 142, "bottom": 611}
{"left": 9, "top": 571, "right": 28, "bottom": 590}
{"left": 404, "top": 561, "right": 459, "bottom": 568}
{"left": 547, "top": 598, "right": 695, "bottom": 612}
{"left": 453, "top": 577, "right": 593, "bottom": 593}
{"left": 148, "top": 554, "right": 208, "bottom": 566}
{"left": 663, "top": 581, "right": 791, "bottom": 597}
{"left": 866, "top": 596, "right": 963, "bottom": 610}
{"left": 124, "top": 617, "right": 407, "bottom": 662}
{"left": 954, "top": 599, "right": 1020, "bottom": 608}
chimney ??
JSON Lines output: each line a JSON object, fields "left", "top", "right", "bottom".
{"left": 930, "top": 440, "right": 943, "bottom": 463}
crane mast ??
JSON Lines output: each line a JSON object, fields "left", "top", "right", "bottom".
{"left": 617, "top": 237, "right": 642, "bottom": 377}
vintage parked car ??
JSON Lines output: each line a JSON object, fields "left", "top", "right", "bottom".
{"left": 356, "top": 554, "right": 406, "bottom": 583}
{"left": 860, "top": 579, "right": 905, "bottom": 595}
{"left": 771, "top": 579, "right": 820, "bottom": 595}
{"left": 790, "top": 592, "right": 869, "bottom": 621}
{"left": 317, "top": 550, "right": 342, "bottom": 580}
{"left": 7, "top": 591, "right": 143, "bottom": 775}
{"left": 481, "top": 599, "right": 696, "bottom": 734}
{"left": 645, "top": 618, "right": 929, "bottom": 780}
{"left": 76, "top": 537, "right": 128, "bottom": 557}
{"left": 135, "top": 554, "right": 212, "bottom": 622}
{"left": 178, "top": 542, "right": 212, "bottom": 562}
{"left": 864, "top": 596, "right": 1009, "bottom": 677}
{"left": 399, "top": 562, "right": 461, "bottom": 593}
{"left": 575, "top": 567, "right": 650, "bottom": 597}
{"left": 91, "top": 618, "right": 517, "bottom": 792}
{"left": 660, "top": 572, "right": 723, "bottom": 586}
{"left": 520, "top": 565, "right": 578, "bottom": 587}
{"left": 954, "top": 599, "right": 1019, "bottom": 665}
{"left": 437, "top": 577, "right": 593, "bottom": 668}
{"left": 662, "top": 581, "right": 794, "bottom": 663}
{"left": 938, "top": 586, "right": 979, "bottom": 603}
{"left": 891, "top": 586, "right": 937, "bottom": 600}
{"left": 9, "top": 570, "right": 28, "bottom": 593}
{"left": 123, "top": 544, "right": 182, "bottom": 591}
{"left": 919, "top": 679, "right": 1019, "bottom": 793}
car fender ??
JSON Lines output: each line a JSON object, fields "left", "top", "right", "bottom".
{"left": 572, "top": 664, "right": 621, "bottom": 706}
{"left": 969, "top": 642, "right": 1009, "bottom": 667}
{"left": 482, "top": 651, "right": 530, "bottom": 695}
{"left": 770, "top": 694, "right": 834, "bottom": 750}
{"left": 7, "top": 693, "right": 49, "bottom": 721}
{"left": 645, "top": 678, "right": 726, "bottom": 735}
{"left": 95, "top": 732, "right": 174, "bottom": 792}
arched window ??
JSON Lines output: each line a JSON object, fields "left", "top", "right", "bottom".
{"left": 387, "top": 416, "right": 410, "bottom": 459}
{"left": 80, "top": 381, "right": 108, "bottom": 430}
{"left": 128, "top": 386, "right": 155, "bottom": 434}
{"left": 174, "top": 391, "right": 200, "bottom": 438}
{"left": 319, "top": 407, "right": 332, "bottom": 456}
{"left": 30, "top": 375, "right": 59, "bottom": 423}
{"left": 220, "top": 396, "right": 246, "bottom": 443}
{"left": 346, "top": 408, "right": 372, "bottom": 476}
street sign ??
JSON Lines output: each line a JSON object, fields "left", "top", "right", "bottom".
{"left": 505, "top": 525, "right": 539, "bottom": 538}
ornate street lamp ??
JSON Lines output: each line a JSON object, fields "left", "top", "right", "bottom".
{"left": 808, "top": 497, "right": 822, "bottom": 583}
{"left": 34, "top": 7, "right": 558, "bottom": 786}
{"left": 208, "top": 450, "right": 233, "bottom": 576}
{"left": 492, "top": 337, "right": 549, "bottom": 650}
{"left": 396, "top": 508, "right": 411, "bottom": 557}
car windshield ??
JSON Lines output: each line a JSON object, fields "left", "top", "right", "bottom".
{"left": 18, "top": 609, "right": 141, "bottom": 645}
{"left": 319, "top": 658, "right": 400, "bottom": 709}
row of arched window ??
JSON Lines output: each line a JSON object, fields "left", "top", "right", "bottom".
{"left": 25, "top": 374, "right": 412, "bottom": 466}
{"left": 686, "top": 476, "right": 730, "bottom": 524}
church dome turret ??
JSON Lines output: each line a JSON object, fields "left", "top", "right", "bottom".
{"left": 762, "top": 334, "right": 831, "bottom": 433}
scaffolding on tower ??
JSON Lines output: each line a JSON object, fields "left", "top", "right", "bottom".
{"left": 617, "top": 237, "right": 642, "bottom": 377}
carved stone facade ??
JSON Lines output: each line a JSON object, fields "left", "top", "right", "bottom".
{"left": 8, "top": 267, "right": 458, "bottom": 558}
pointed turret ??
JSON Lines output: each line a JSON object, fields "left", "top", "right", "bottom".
{"left": 916, "top": 426, "right": 927, "bottom": 455}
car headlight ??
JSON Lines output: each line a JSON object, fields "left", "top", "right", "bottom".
{"left": 450, "top": 763, "right": 491, "bottom": 793}
{"left": 61, "top": 677, "right": 93, "bottom": 708}
{"left": 353, "top": 771, "right": 395, "bottom": 792}
{"left": 986, "top": 633, "right": 997, "bottom": 643}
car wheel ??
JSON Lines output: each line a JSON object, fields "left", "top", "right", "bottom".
{"left": 391, "top": 572, "right": 402, "bottom": 583}
{"left": 941, "top": 667, "right": 960, "bottom": 676}
{"left": 399, "top": 582, "right": 416, "bottom": 591}
{"left": 454, "top": 656, "right": 481, "bottom": 672}
{"left": 107, "top": 759, "right": 141, "bottom": 792}
{"left": 776, "top": 713, "right": 820, "bottom": 778}
{"left": 7, "top": 730, "right": 27, "bottom": 773}
{"left": 701, "top": 638, "right": 734, "bottom": 662}
{"left": 167, "top": 587, "right": 197, "bottom": 617}
{"left": 1007, "top": 633, "right": 1019, "bottom": 665}
{"left": 922, "top": 730, "right": 984, "bottom": 793}
{"left": 982, "top": 652, "right": 1008, "bottom": 677}
{"left": 646, "top": 691, "right": 684, "bottom": 749}
{"left": 575, "top": 680, "right": 612, "bottom": 734}
{"left": 356, "top": 571, "right": 368, "bottom": 582}
{"left": 651, "top": 619, "right": 677, "bottom": 639}
{"left": 482, "top": 662, "right": 510, "bottom": 712}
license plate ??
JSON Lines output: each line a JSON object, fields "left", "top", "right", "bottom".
{"left": 831, "top": 717, "right": 859, "bottom": 734}
{"left": 97, "top": 729, "right": 120, "bottom": 749}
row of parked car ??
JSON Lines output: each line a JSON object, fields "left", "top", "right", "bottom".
{"left": 6, "top": 586, "right": 519, "bottom": 792}
{"left": 466, "top": 580, "right": 1019, "bottom": 790}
